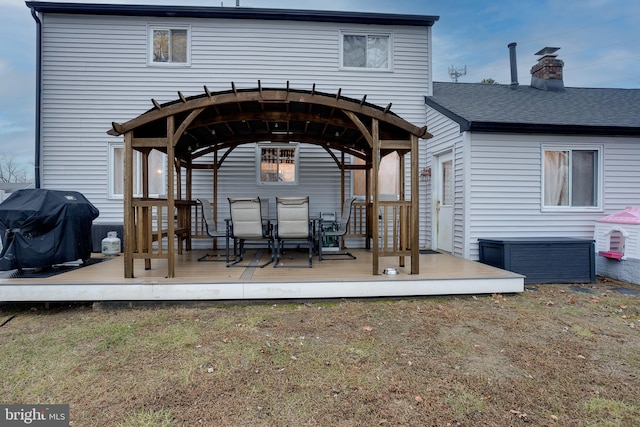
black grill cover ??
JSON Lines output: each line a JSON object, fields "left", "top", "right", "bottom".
{"left": 0, "top": 189, "right": 99, "bottom": 270}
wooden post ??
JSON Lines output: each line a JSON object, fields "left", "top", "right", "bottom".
{"left": 372, "top": 119, "right": 380, "bottom": 275}
{"left": 340, "top": 151, "right": 346, "bottom": 249}
{"left": 365, "top": 166, "right": 371, "bottom": 250}
{"left": 185, "top": 156, "right": 193, "bottom": 251}
{"left": 167, "top": 116, "right": 176, "bottom": 278}
{"left": 411, "top": 134, "right": 420, "bottom": 274}
{"left": 340, "top": 151, "right": 346, "bottom": 205}
{"left": 141, "top": 150, "right": 151, "bottom": 271}
{"left": 399, "top": 151, "right": 406, "bottom": 268}
{"left": 124, "top": 132, "right": 134, "bottom": 278}
{"left": 176, "top": 158, "right": 182, "bottom": 200}
{"left": 213, "top": 150, "right": 218, "bottom": 250}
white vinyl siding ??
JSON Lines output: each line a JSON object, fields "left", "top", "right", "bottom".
{"left": 39, "top": 13, "right": 431, "bottom": 227}
{"left": 192, "top": 144, "right": 344, "bottom": 228}
{"left": 424, "top": 106, "right": 640, "bottom": 261}
{"left": 466, "top": 134, "right": 640, "bottom": 260}
{"left": 424, "top": 107, "right": 465, "bottom": 255}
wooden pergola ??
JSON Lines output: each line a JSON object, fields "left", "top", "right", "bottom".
{"left": 108, "top": 83, "right": 431, "bottom": 278}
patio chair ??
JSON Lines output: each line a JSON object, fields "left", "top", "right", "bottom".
{"left": 274, "top": 196, "right": 314, "bottom": 268}
{"left": 196, "top": 198, "right": 229, "bottom": 262}
{"left": 227, "top": 197, "right": 274, "bottom": 267}
{"left": 318, "top": 196, "right": 357, "bottom": 261}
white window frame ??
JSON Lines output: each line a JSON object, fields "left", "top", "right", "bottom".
{"left": 541, "top": 144, "right": 603, "bottom": 212}
{"left": 109, "top": 143, "right": 167, "bottom": 199}
{"left": 256, "top": 143, "right": 300, "bottom": 186}
{"left": 147, "top": 24, "right": 191, "bottom": 66}
{"left": 339, "top": 30, "right": 393, "bottom": 71}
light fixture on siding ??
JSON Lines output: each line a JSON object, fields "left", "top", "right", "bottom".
{"left": 420, "top": 167, "right": 431, "bottom": 181}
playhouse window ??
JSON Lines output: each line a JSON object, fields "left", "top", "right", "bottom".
{"left": 148, "top": 25, "right": 190, "bottom": 65}
{"left": 608, "top": 230, "right": 625, "bottom": 254}
{"left": 599, "top": 230, "right": 625, "bottom": 260}
{"left": 341, "top": 31, "right": 391, "bottom": 70}
{"left": 542, "top": 147, "right": 602, "bottom": 211}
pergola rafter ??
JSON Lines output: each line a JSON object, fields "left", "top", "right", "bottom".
{"left": 108, "top": 83, "right": 431, "bottom": 278}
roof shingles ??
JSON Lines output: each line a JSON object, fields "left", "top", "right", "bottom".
{"left": 425, "top": 82, "right": 640, "bottom": 134}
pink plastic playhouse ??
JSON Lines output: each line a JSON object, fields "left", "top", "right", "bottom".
{"left": 594, "top": 207, "right": 640, "bottom": 284}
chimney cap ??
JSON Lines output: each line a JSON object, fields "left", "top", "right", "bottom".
{"left": 535, "top": 47, "right": 560, "bottom": 56}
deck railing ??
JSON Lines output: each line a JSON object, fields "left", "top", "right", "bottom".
{"left": 347, "top": 200, "right": 412, "bottom": 256}
{"left": 377, "top": 200, "right": 412, "bottom": 257}
{"left": 126, "top": 198, "right": 191, "bottom": 276}
{"left": 127, "top": 198, "right": 414, "bottom": 277}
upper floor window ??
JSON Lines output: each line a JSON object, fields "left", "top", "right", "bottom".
{"left": 148, "top": 25, "right": 190, "bottom": 65}
{"left": 341, "top": 31, "right": 391, "bottom": 70}
{"left": 256, "top": 143, "right": 299, "bottom": 186}
{"left": 542, "top": 146, "right": 602, "bottom": 211}
{"left": 109, "top": 143, "right": 167, "bottom": 198}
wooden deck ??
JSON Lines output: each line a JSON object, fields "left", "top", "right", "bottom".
{"left": 0, "top": 249, "right": 524, "bottom": 302}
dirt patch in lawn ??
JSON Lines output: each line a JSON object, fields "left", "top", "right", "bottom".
{"left": 1, "top": 277, "right": 639, "bottom": 426}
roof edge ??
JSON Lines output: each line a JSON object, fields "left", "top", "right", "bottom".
{"left": 424, "top": 96, "right": 471, "bottom": 131}
{"left": 25, "top": 2, "right": 439, "bottom": 26}
{"left": 468, "top": 122, "right": 640, "bottom": 136}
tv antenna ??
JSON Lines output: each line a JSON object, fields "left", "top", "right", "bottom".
{"left": 448, "top": 65, "right": 467, "bottom": 82}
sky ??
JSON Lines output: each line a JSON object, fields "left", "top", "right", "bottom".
{"left": 1, "top": 0, "right": 639, "bottom": 179}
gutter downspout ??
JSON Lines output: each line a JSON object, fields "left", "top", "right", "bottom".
{"left": 30, "top": 7, "right": 42, "bottom": 188}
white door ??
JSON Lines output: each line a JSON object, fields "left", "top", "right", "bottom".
{"left": 435, "top": 152, "right": 453, "bottom": 253}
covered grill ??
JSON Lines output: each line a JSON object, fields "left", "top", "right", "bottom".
{"left": 0, "top": 189, "right": 99, "bottom": 271}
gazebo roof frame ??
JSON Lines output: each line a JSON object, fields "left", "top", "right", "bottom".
{"left": 109, "top": 82, "right": 429, "bottom": 163}
{"left": 108, "top": 83, "right": 431, "bottom": 278}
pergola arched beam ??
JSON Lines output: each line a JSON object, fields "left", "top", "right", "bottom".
{"left": 188, "top": 134, "right": 370, "bottom": 162}
{"left": 174, "top": 107, "right": 206, "bottom": 144}
{"left": 178, "top": 144, "right": 239, "bottom": 170}
{"left": 185, "top": 140, "right": 369, "bottom": 171}
{"left": 109, "top": 87, "right": 427, "bottom": 139}
{"left": 188, "top": 111, "right": 366, "bottom": 137}
{"left": 343, "top": 110, "right": 373, "bottom": 147}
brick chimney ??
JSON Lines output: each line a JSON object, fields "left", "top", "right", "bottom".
{"left": 530, "top": 47, "right": 564, "bottom": 91}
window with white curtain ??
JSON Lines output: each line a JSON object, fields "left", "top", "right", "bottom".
{"left": 109, "top": 143, "right": 167, "bottom": 198}
{"left": 148, "top": 25, "right": 190, "bottom": 65}
{"left": 542, "top": 146, "right": 602, "bottom": 210}
{"left": 341, "top": 31, "right": 391, "bottom": 70}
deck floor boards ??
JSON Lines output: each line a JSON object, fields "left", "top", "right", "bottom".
{"left": 0, "top": 249, "right": 524, "bottom": 301}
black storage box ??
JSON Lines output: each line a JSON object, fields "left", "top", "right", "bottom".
{"left": 0, "top": 189, "right": 99, "bottom": 270}
{"left": 478, "top": 237, "right": 595, "bottom": 284}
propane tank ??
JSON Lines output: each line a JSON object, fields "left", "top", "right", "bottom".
{"left": 101, "top": 231, "right": 121, "bottom": 256}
